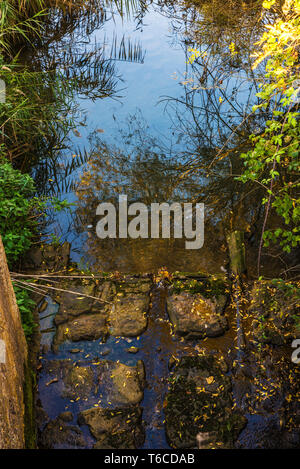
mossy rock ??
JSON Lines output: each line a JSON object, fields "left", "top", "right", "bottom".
{"left": 164, "top": 354, "right": 246, "bottom": 448}
{"left": 167, "top": 292, "right": 228, "bottom": 339}
{"left": 171, "top": 273, "right": 228, "bottom": 301}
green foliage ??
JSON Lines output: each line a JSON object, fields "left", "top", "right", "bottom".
{"left": 0, "top": 160, "right": 73, "bottom": 340}
{"left": 13, "top": 284, "right": 37, "bottom": 339}
{"left": 0, "top": 54, "right": 80, "bottom": 170}
{"left": 237, "top": 0, "right": 300, "bottom": 256}
{"left": 172, "top": 276, "right": 227, "bottom": 299}
{"left": 0, "top": 0, "right": 46, "bottom": 54}
{"left": 0, "top": 161, "right": 41, "bottom": 265}
{"left": 0, "top": 160, "right": 73, "bottom": 266}
{"left": 271, "top": 277, "right": 300, "bottom": 299}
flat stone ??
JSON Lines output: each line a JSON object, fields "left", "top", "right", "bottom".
{"left": 109, "top": 296, "right": 149, "bottom": 337}
{"left": 43, "top": 360, "right": 95, "bottom": 400}
{"left": 167, "top": 292, "right": 228, "bottom": 339}
{"left": 55, "top": 312, "right": 108, "bottom": 344}
{"left": 54, "top": 281, "right": 97, "bottom": 325}
{"left": 78, "top": 405, "right": 144, "bottom": 449}
{"left": 96, "top": 360, "right": 145, "bottom": 406}
{"left": 62, "top": 365, "right": 95, "bottom": 400}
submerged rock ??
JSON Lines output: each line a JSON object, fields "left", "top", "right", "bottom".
{"left": 43, "top": 360, "right": 95, "bottom": 400}
{"left": 58, "top": 411, "right": 73, "bottom": 422}
{"left": 43, "top": 359, "right": 145, "bottom": 407}
{"left": 164, "top": 354, "right": 246, "bottom": 449}
{"left": 167, "top": 292, "right": 228, "bottom": 339}
{"left": 96, "top": 360, "right": 145, "bottom": 406}
{"left": 78, "top": 405, "right": 144, "bottom": 449}
{"left": 232, "top": 342, "right": 300, "bottom": 449}
{"left": 39, "top": 416, "right": 85, "bottom": 449}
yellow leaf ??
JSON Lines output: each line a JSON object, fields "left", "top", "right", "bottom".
{"left": 206, "top": 376, "right": 214, "bottom": 384}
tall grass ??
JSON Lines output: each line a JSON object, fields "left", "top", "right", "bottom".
{"left": 0, "top": 0, "right": 145, "bottom": 172}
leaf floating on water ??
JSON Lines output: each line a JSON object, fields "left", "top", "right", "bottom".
{"left": 46, "top": 378, "right": 58, "bottom": 386}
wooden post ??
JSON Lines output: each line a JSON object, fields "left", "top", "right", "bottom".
{"left": 0, "top": 235, "right": 27, "bottom": 449}
{"left": 226, "top": 231, "right": 246, "bottom": 359}
{"left": 226, "top": 230, "right": 247, "bottom": 277}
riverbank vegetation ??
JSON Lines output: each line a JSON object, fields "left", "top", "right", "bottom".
{"left": 0, "top": 0, "right": 145, "bottom": 338}
{"left": 0, "top": 0, "right": 80, "bottom": 336}
{"left": 186, "top": 0, "right": 299, "bottom": 277}
{"left": 238, "top": 0, "right": 299, "bottom": 273}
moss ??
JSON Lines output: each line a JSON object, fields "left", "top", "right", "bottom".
{"left": 23, "top": 362, "right": 37, "bottom": 449}
{"left": 165, "top": 376, "right": 232, "bottom": 446}
{"left": 165, "top": 355, "right": 245, "bottom": 448}
{"left": 23, "top": 298, "right": 39, "bottom": 449}
{"left": 172, "top": 276, "right": 227, "bottom": 299}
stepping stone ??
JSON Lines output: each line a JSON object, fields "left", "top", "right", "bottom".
{"left": 164, "top": 354, "right": 247, "bottom": 449}
{"left": 167, "top": 292, "right": 228, "bottom": 339}
{"left": 78, "top": 405, "right": 144, "bottom": 449}
{"left": 108, "top": 278, "right": 151, "bottom": 337}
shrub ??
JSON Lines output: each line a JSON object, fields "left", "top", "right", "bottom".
{"left": 0, "top": 161, "right": 41, "bottom": 266}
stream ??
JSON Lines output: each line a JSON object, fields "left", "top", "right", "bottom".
{"left": 29, "top": 1, "right": 300, "bottom": 450}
